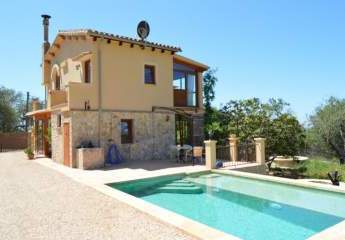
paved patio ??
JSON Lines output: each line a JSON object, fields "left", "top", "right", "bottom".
{"left": 0, "top": 151, "right": 198, "bottom": 240}
{"left": 34, "top": 156, "right": 208, "bottom": 185}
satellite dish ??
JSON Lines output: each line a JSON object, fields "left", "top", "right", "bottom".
{"left": 137, "top": 21, "right": 150, "bottom": 40}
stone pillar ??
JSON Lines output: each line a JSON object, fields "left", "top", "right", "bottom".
{"left": 228, "top": 134, "right": 239, "bottom": 162}
{"left": 254, "top": 138, "right": 266, "bottom": 165}
{"left": 205, "top": 140, "right": 217, "bottom": 169}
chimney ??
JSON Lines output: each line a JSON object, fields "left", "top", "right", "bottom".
{"left": 41, "top": 14, "right": 51, "bottom": 54}
{"left": 32, "top": 98, "right": 40, "bottom": 111}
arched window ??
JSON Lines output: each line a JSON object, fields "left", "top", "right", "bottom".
{"left": 55, "top": 72, "right": 61, "bottom": 90}
{"left": 51, "top": 64, "right": 61, "bottom": 91}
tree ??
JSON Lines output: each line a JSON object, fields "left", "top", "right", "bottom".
{"left": 265, "top": 114, "right": 306, "bottom": 170}
{"left": 203, "top": 69, "right": 218, "bottom": 138}
{"left": 216, "top": 98, "right": 305, "bottom": 160}
{"left": 0, "top": 86, "right": 26, "bottom": 132}
{"left": 0, "top": 102, "right": 17, "bottom": 132}
{"left": 203, "top": 69, "right": 217, "bottom": 110}
{"left": 308, "top": 97, "right": 345, "bottom": 164}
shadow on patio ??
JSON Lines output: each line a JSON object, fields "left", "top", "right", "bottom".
{"left": 102, "top": 160, "right": 204, "bottom": 171}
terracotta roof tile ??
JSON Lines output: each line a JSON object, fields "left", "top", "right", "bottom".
{"left": 57, "top": 29, "right": 181, "bottom": 52}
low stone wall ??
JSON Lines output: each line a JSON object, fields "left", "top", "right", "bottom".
{"left": 77, "top": 148, "right": 104, "bottom": 169}
{"left": 232, "top": 164, "right": 267, "bottom": 175}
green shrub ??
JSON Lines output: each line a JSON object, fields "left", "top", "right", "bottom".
{"left": 299, "top": 158, "right": 345, "bottom": 181}
{"left": 24, "top": 147, "right": 33, "bottom": 156}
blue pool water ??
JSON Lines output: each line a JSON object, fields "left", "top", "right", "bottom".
{"left": 109, "top": 173, "right": 345, "bottom": 240}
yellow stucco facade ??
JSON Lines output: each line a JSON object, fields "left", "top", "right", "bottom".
{"left": 44, "top": 33, "right": 207, "bottom": 113}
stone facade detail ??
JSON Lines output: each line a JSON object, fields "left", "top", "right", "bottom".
{"left": 51, "top": 112, "right": 64, "bottom": 165}
{"left": 65, "top": 110, "right": 175, "bottom": 167}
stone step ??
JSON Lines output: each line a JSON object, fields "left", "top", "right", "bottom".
{"left": 164, "top": 183, "right": 195, "bottom": 188}
{"left": 156, "top": 186, "right": 203, "bottom": 194}
{"left": 173, "top": 180, "right": 191, "bottom": 184}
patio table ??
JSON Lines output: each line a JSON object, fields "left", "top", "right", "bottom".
{"left": 175, "top": 145, "right": 193, "bottom": 163}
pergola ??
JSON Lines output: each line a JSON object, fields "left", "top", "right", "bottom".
{"left": 26, "top": 109, "right": 51, "bottom": 157}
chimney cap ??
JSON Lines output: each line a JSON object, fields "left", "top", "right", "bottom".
{"left": 41, "top": 14, "right": 51, "bottom": 19}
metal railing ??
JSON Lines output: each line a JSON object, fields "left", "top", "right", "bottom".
{"left": 216, "top": 145, "right": 230, "bottom": 162}
{"left": 216, "top": 140, "right": 256, "bottom": 168}
{"left": 238, "top": 141, "right": 256, "bottom": 162}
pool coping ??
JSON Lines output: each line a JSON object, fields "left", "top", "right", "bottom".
{"left": 214, "top": 169, "right": 345, "bottom": 194}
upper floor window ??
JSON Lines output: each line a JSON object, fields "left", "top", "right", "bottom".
{"left": 173, "top": 69, "right": 197, "bottom": 107}
{"left": 144, "top": 65, "right": 155, "bottom": 84}
{"left": 186, "top": 73, "right": 196, "bottom": 106}
{"left": 84, "top": 60, "right": 91, "bottom": 83}
{"left": 173, "top": 71, "right": 186, "bottom": 90}
{"left": 121, "top": 119, "right": 133, "bottom": 144}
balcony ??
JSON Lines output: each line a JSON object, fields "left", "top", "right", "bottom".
{"left": 49, "top": 90, "right": 67, "bottom": 107}
{"left": 173, "top": 89, "right": 197, "bottom": 108}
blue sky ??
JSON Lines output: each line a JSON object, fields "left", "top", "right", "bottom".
{"left": 1, "top": 0, "right": 344, "bottom": 122}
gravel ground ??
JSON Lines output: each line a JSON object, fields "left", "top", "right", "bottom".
{"left": 0, "top": 151, "right": 197, "bottom": 240}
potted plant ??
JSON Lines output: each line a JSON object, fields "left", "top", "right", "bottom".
{"left": 24, "top": 147, "right": 34, "bottom": 160}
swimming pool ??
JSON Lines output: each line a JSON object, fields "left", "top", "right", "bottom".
{"left": 109, "top": 172, "right": 345, "bottom": 240}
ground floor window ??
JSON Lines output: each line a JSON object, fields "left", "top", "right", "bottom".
{"left": 121, "top": 119, "right": 133, "bottom": 144}
{"left": 57, "top": 114, "right": 62, "bottom": 127}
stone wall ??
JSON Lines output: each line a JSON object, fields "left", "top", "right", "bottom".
{"left": 51, "top": 112, "right": 64, "bottom": 164}
{"left": 77, "top": 148, "right": 104, "bottom": 169}
{"left": 70, "top": 110, "right": 175, "bottom": 167}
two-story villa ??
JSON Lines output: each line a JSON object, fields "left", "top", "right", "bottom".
{"left": 27, "top": 15, "right": 208, "bottom": 168}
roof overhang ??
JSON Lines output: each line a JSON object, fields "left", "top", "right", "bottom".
{"left": 71, "top": 51, "right": 92, "bottom": 62}
{"left": 44, "top": 29, "right": 182, "bottom": 61}
{"left": 26, "top": 109, "right": 51, "bottom": 120}
{"left": 173, "top": 55, "right": 209, "bottom": 72}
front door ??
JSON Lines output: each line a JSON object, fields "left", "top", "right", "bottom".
{"left": 63, "top": 122, "right": 70, "bottom": 167}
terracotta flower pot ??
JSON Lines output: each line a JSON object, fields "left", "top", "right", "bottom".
{"left": 27, "top": 154, "right": 35, "bottom": 160}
